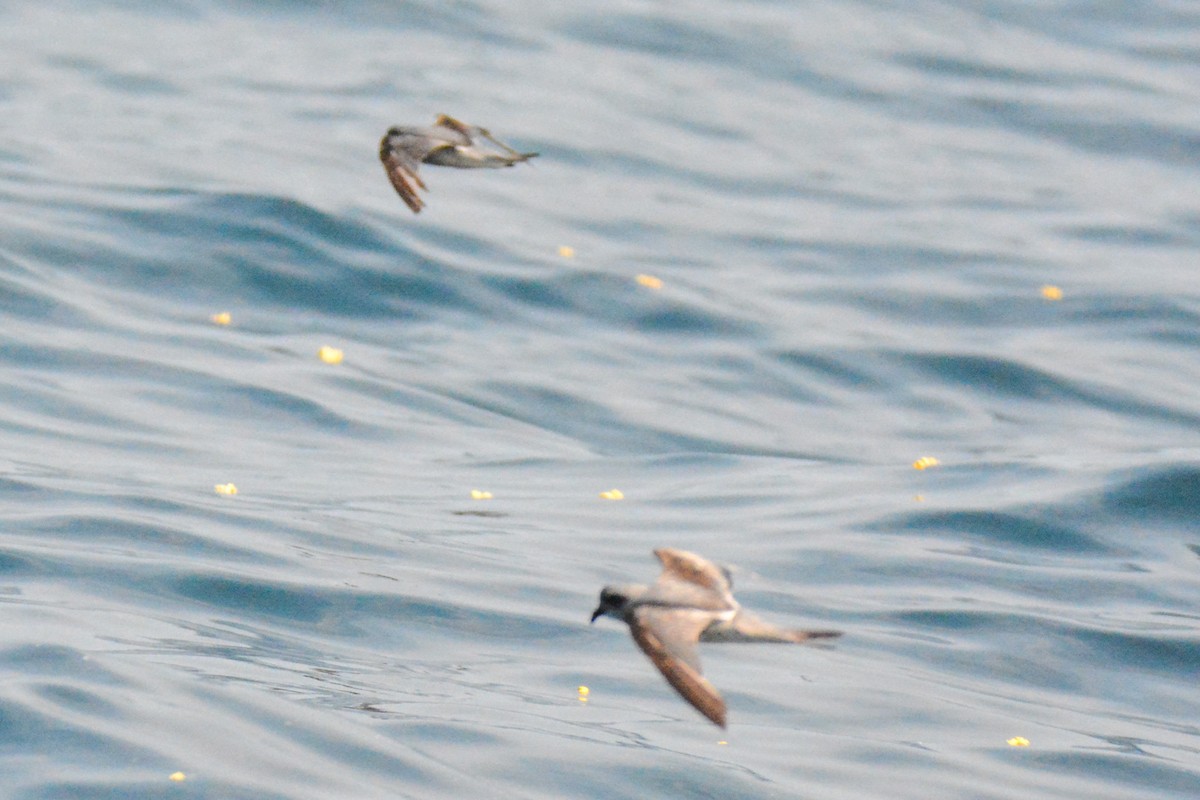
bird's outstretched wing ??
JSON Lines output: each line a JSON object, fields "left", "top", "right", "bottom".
{"left": 655, "top": 548, "right": 733, "bottom": 595}
{"left": 379, "top": 127, "right": 444, "bottom": 213}
{"left": 630, "top": 606, "right": 727, "bottom": 727}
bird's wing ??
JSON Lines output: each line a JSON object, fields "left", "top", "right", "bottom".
{"left": 379, "top": 128, "right": 447, "bottom": 213}
{"left": 435, "top": 114, "right": 537, "bottom": 162}
{"left": 433, "top": 115, "right": 475, "bottom": 142}
{"left": 654, "top": 548, "right": 733, "bottom": 596}
{"left": 630, "top": 606, "right": 726, "bottom": 727}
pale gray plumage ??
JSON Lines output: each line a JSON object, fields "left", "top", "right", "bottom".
{"left": 379, "top": 114, "right": 537, "bottom": 213}
{"left": 591, "top": 548, "right": 841, "bottom": 728}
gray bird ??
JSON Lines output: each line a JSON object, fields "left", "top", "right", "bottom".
{"left": 379, "top": 114, "right": 538, "bottom": 213}
{"left": 590, "top": 548, "right": 841, "bottom": 728}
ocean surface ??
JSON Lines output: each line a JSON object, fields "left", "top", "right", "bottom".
{"left": 2, "top": 2, "right": 1199, "bottom": 798}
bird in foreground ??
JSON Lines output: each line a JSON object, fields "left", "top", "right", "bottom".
{"left": 590, "top": 548, "right": 842, "bottom": 728}
{"left": 379, "top": 114, "right": 538, "bottom": 213}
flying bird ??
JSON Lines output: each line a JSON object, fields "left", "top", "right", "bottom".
{"left": 590, "top": 548, "right": 841, "bottom": 728}
{"left": 379, "top": 114, "right": 538, "bottom": 213}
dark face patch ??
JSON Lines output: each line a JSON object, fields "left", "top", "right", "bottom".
{"left": 591, "top": 588, "right": 628, "bottom": 622}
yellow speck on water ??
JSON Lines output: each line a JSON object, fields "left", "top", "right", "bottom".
{"left": 169, "top": 772, "right": 186, "bottom": 782}
{"left": 635, "top": 274, "right": 663, "bottom": 289}
{"left": 1041, "top": 285, "right": 1063, "bottom": 301}
{"left": 912, "top": 456, "right": 940, "bottom": 470}
{"left": 717, "top": 740, "right": 728, "bottom": 746}
{"left": 577, "top": 685, "right": 589, "bottom": 702}
{"left": 599, "top": 489, "right": 624, "bottom": 500}
{"left": 210, "top": 311, "right": 232, "bottom": 326}
{"left": 1007, "top": 736, "right": 1031, "bottom": 747}
{"left": 470, "top": 489, "right": 493, "bottom": 500}
{"left": 914, "top": 494, "right": 926, "bottom": 502}
{"left": 214, "top": 483, "right": 238, "bottom": 496}
{"left": 318, "top": 346, "right": 344, "bottom": 364}
{"left": 558, "top": 245, "right": 575, "bottom": 258}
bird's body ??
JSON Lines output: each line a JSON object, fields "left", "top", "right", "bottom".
{"left": 379, "top": 114, "right": 537, "bottom": 213}
{"left": 591, "top": 548, "right": 841, "bottom": 728}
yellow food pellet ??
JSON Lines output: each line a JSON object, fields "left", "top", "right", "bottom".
{"left": 635, "top": 274, "right": 663, "bottom": 289}
{"left": 577, "top": 685, "right": 589, "bottom": 696}
{"left": 599, "top": 489, "right": 624, "bottom": 500}
{"left": 1041, "top": 285, "right": 1063, "bottom": 301}
{"left": 914, "top": 494, "right": 925, "bottom": 502}
{"left": 210, "top": 311, "right": 232, "bottom": 326}
{"left": 912, "top": 456, "right": 940, "bottom": 470}
{"left": 169, "top": 772, "right": 186, "bottom": 782}
{"left": 470, "top": 489, "right": 493, "bottom": 500}
{"left": 717, "top": 740, "right": 728, "bottom": 746}
{"left": 214, "top": 483, "right": 238, "bottom": 496}
{"left": 558, "top": 245, "right": 575, "bottom": 258}
{"left": 1007, "top": 736, "right": 1031, "bottom": 747}
{"left": 318, "top": 346, "right": 344, "bottom": 365}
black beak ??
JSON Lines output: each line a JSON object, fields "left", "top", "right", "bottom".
{"left": 590, "top": 607, "right": 603, "bottom": 623}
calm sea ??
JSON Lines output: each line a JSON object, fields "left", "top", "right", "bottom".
{"left": 1, "top": 2, "right": 1198, "bottom": 798}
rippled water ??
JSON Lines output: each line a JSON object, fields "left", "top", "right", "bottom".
{"left": 2, "top": 2, "right": 1199, "bottom": 798}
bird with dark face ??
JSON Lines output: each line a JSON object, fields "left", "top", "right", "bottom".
{"left": 379, "top": 114, "right": 538, "bottom": 213}
{"left": 591, "top": 548, "right": 842, "bottom": 728}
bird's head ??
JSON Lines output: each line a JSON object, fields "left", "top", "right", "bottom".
{"left": 590, "top": 585, "right": 640, "bottom": 623}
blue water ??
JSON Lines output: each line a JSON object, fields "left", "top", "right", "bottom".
{"left": 2, "top": 2, "right": 1199, "bottom": 798}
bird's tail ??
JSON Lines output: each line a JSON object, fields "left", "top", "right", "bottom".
{"left": 787, "top": 629, "right": 842, "bottom": 643}
{"left": 703, "top": 613, "right": 844, "bottom": 644}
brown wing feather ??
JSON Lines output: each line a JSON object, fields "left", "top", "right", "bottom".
{"left": 630, "top": 609, "right": 727, "bottom": 728}
{"left": 379, "top": 142, "right": 427, "bottom": 214}
{"left": 434, "top": 114, "right": 473, "bottom": 139}
{"left": 654, "top": 548, "right": 731, "bottom": 594}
